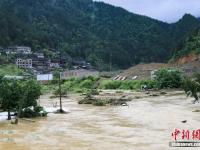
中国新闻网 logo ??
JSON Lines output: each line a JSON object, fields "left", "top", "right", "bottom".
{"left": 169, "top": 129, "right": 200, "bottom": 147}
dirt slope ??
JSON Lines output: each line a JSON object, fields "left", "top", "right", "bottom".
{"left": 118, "top": 63, "right": 169, "bottom": 80}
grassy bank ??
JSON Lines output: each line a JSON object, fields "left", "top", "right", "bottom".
{"left": 41, "top": 68, "right": 187, "bottom": 96}
{"left": 0, "top": 64, "right": 24, "bottom": 76}
{"left": 41, "top": 76, "right": 157, "bottom": 95}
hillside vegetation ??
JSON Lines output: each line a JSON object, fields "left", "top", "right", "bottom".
{"left": 0, "top": 64, "right": 24, "bottom": 76}
{"left": 172, "top": 27, "right": 200, "bottom": 60}
{"left": 0, "top": 0, "right": 199, "bottom": 69}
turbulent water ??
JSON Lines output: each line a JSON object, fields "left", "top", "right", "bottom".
{"left": 0, "top": 92, "right": 199, "bottom": 150}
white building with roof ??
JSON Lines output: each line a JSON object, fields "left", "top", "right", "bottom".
{"left": 8, "top": 46, "right": 32, "bottom": 54}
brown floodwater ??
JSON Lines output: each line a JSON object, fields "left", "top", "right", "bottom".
{"left": 0, "top": 91, "right": 200, "bottom": 150}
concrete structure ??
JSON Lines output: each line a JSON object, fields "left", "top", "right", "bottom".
{"left": 16, "top": 58, "right": 32, "bottom": 69}
{"left": 60, "top": 69, "right": 99, "bottom": 79}
{"left": 32, "top": 58, "right": 50, "bottom": 71}
{"left": 37, "top": 74, "right": 53, "bottom": 81}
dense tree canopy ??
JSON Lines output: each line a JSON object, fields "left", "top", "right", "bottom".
{"left": 154, "top": 68, "right": 183, "bottom": 89}
{"left": 0, "top": 0, "right": 199, "bottom": 69}
{"left": 0, "top": 78, "right": 22, "bottom": 120}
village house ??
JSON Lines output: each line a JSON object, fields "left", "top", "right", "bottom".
{"left": 32, "top": 57, "right": 51, "bottom": 73}
{"left": 49, "top": 62, "right": 60, "bottom": 68}
{"left": 16, "top": 58, "right": 32, "bottom": 69}
{"left": 34, "top": 52, "right": 44, "bottom": 59}
{"left": 7, "top": 46, "right": 32, "bottom": 55}
{"left": 72, "top": 59, "right": 92, "bottom": 69}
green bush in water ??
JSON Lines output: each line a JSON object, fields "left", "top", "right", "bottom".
{"left": 90, "top": 89, "right": 99, "bottom": 95}
{"left": 93, "top": 99, "right": 110, "bottom": 106}
{"left": 20, "top": 106, "right": 47, "bottom": 118}
{"left": 78, "top": 99, "right": 93, "bottom": 104}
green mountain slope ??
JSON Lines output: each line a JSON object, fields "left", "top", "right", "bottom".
{"left": 0, "top": 0, "right": 199, "bottom": 69}
{"left": 172, "top": 27, "right": 200, "bottom": 59}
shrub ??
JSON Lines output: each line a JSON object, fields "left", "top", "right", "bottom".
{"left": 154, "top": 68, "right": 183, "bottom": 89}
{"left": 99, "top": 80, "right": 121, "bottom": 89}
{"left": 99, "top": 79, "right": 156, "bottom": 90}
{"left": 78, "top": 99, "right": 93, "bottom": 104}
{"left": 182, "top": 74, "right": 200, "bottom": 101}
{"left": 93, "top": 99, "right": 110, "bottom": 106}
{"left": 80, "top": 79, "right": 93, "bottom": 89}
{"left": 119, "top": 81, "right": 134, "bottom": 90}
{"left": 90, "top": 89, "right": 99, "bottom": 95}
{"left": 53, "top": 86, "right": 68, "bottom": 96}
{"left": 140, "top": 80, "right": 156, "bottom": 89}
{"left": 20, "top": 107, "right": 36, "bottom": 118}
{"left": 20, "top": 106, "right": 47, "bottom": 118}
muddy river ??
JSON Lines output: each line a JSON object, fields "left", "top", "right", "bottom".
{"left": 0, "top": 91, "right": 200, "bottom": 150}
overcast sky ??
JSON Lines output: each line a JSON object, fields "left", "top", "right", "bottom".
{"left": 98, "top": 0, "right": 200, "bottom": 23}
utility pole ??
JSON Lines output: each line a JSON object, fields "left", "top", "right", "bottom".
{"left": 58, "top": 49, "right": 63, "bottom": 113}
{"left": 109, "top": 51, "right": 112, "bottom": 72}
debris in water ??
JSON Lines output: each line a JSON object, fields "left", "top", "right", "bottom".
{"left": 181, "top": 120, "right": 187, "bottom": 123}
{"left": 121, "top": 103, "right": 129, "bottom": 106}
{"left": 192, "top": 109, "right": 200, "bottom": 112}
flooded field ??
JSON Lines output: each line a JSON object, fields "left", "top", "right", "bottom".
{"left": 0, "top": 90, "right": 200, "bottom": 150}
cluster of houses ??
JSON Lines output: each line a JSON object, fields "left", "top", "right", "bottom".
{"left": 1, "top": 46, "right": 61, "bottom": 74}
{"left": 0, "top": 46, "right": 93, "bottom": 74}
{"left": 0, "top": 46, "right": 99, "bottom": 81}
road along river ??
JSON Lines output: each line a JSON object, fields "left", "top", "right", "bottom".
{"left": 0, "top": 90, "right": 200, "bottom": 150}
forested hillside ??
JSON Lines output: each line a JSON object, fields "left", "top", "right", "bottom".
{"left": 0, "top": 0, "right": 199, "bottom": 69}
{"left": 172, "top": 27, "right": 200, "bottom": 60}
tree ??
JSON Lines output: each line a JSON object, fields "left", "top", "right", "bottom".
{"left": 21, "top": 80, "right": 41, "bottom": 108}
{"left": 0, "top": 79, "right": 22, "bottom": 120}
{"left": 155, "top": 68, "right": 183, "bottom": 89}
{"left": 183, "top": 74, "right": 200, "bottom": 103}
{"left": 0, "top": 79, "right": 42, "bottom": 120}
